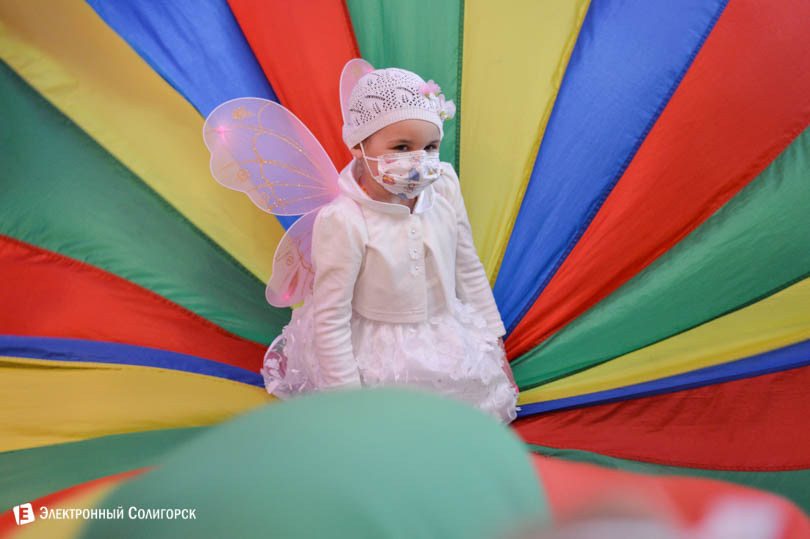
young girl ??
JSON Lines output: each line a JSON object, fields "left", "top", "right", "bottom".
{"left": 261, "top": 63, "right": 519, "bottom": 424}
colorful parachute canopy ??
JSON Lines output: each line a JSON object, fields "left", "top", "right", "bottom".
{"left": 1, "top": 0, "right": 809, "bottom": 534}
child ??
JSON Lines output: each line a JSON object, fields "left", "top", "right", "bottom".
{"left": 261, "top": 63, "right": 519, "bottom": 424}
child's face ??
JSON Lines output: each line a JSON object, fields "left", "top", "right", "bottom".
{"left": 352, "top": 119, "right": 441, "bottom": 178}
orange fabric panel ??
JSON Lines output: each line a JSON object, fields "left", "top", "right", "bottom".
{"left": 0, "top": 234, "right": 265, "bottom": 371}
{"left": 514, "top": 365, "right": 810, "bottom": 471}
{"left": 227, "top": 0, "right": 358, "bottom": 169}
{"left": 531, "top": 455, "right": 810, "bottom": 538}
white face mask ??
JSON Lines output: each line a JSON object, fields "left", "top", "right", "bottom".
{"left": 360, "top": 142, "right": 441, "bottom": 199}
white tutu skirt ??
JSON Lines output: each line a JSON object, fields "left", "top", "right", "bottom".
{"left": 261, "top": 297, "right": 518, "bottom": 424}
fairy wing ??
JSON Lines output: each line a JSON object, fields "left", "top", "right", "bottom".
{"left": 265, "top": 209, "right": 318, "bottom": 308}
{"left": 204, "top": 60, "right": 375, "bottom": 308}
{"left": 203, "top": 97, "right": 340, "bottom": 216}
{"left": 340, "top": 58, "right": 374, "bottom": 125}
{"left": 203, "top": 97, "right": 339, "bottom": 307}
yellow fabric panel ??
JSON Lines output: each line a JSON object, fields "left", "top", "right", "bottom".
{"left": 0, "top": 0, "right": 282, "bottom": 282}
{"left": 460, "top": 0, "right": 591, "bottom": 282}
{"left": 519, "top": 277, "right": 810, "bottom": 405}
{"left": 0, "top": 356, "right": 273, "bottom": 453}
{"left": 11, "top": 481, "right": 122, "bottom": 539}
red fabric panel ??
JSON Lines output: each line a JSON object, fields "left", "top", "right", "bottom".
{"left": 0, "top": 468, "right": 148, "bottom": 535}
{"left": 0, "top": 235, "right": 265, "bottom": 370}
{"left": 530, "top": 455, "right": 810, "bottom": 538}
{"left": 227, "top": 0, "right": 358, "bottom": 169}
{"left": 506, "top": 0, "right": 810, "bottom": 358}
{"left": 514, "top": 365, "right": 810, "bottom": 471}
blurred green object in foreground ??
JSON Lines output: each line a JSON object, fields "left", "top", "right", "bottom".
{"left": 80, "top": 387, "right": 548, "bottom": 539}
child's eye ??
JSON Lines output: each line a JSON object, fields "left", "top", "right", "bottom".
{"left": 392, "top": 144, "right": 409, "bottom": 151}
{"left": 425, "top": 144, "right": 438, "bottom": 151}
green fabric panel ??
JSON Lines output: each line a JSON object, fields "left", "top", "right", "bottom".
{"left": 82, "top": 388, "right": 548, "bottom": 539}
{"left": 0, "top": 426, "right": 210, "bottom": 513}
{"left": 513, "top": 127, "right": 810, "bottom": 388}
{"left": 345, "top": 0, "right": 463, "bottom": 170}
{"left": 528, "top": 444, "right": 810, "bottom": 518}
{"left": 0, "top": 60, "right": 289, "bottom": 344}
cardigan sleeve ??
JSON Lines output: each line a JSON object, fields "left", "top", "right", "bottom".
{"left": 310, "top": 199, "right": 367, "bottom": 389}
{"left": 439, "top": 163, "right": 507, "bottom": 338}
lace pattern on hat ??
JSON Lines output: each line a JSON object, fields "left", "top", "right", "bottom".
{"left": 347, "top": 69, "right": 437, "bottom": 128}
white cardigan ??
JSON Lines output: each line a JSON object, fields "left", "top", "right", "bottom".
{"left": 310, "top": 159, "right": 506, "bottom": 389}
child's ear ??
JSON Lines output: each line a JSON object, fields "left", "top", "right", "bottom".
{"left": 350, "top": 144, "right": 362, "bottom": 160}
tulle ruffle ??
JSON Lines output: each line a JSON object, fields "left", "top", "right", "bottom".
{"left": 262, "top": 297, "right": 518, "bottom": 424}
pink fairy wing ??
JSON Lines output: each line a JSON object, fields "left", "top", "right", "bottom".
{"left": 265, "top": 209, "right": 318, "bottom": 308}
{"left": 203, "top": 98, "right": 339, "bottom": 216}
{"left": 203, "top": 97, "right": 339, "bottom": 307}
{"left": 340, "top": 58, "right": 375, "bottom": 125}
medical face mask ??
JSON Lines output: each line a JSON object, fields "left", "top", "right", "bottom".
{"left": 360, "top": 142, "right": 441, "bottom": 199}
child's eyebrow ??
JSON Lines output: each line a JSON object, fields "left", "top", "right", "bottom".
{"left": 389, "top": 138, "right": 441, "bottom": 145}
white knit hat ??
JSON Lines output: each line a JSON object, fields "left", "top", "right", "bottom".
{"left": 340, "top": 60, "right": 456, "bottom": 150}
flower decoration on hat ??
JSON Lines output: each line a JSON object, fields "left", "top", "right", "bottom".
{"left": 419, "top": 80, "right": 441, "bottom": 96}
{"left": 419, "top": 79, "right": 456, "bottom": 121}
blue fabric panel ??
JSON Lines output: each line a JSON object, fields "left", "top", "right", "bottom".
{"left": 86, "top": 0, "right": 296, "bottom": 229}
{"left": 86, "top": 0, "right": 277, "bottom": 116}
{"left": 0, "top": 334, "right": 264, "bottom": 387}
{"left": 495, "top": 0, "right": 729, "bottom": 334}
{"left": 516, "top": 338, "right": 810, "bottom": 418}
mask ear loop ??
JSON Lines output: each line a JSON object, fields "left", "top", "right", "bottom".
{"left": 359, "top": 141, "right": 381, "bottom": 182}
